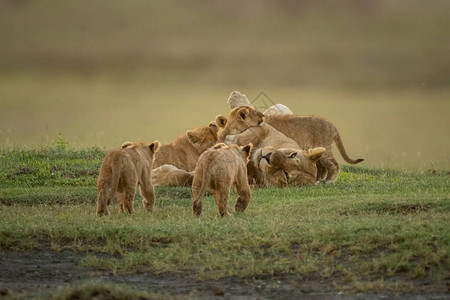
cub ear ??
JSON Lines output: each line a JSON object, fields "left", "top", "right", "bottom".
{"left": 240, "top": 143, "right": 253, "bottom": 158}
{"left": 208, "top": 121, "right": 219, "bottom": 133}
{"left": 215, "top": 115, "right": 227, "bottom": 128}
{"left": 121, "top": 141, "right": 133, "bottom": 149}
{"left": 149, "top": 141, "right": 160, "bottom": 153}
{"left": 304, "top": 147, "right": 326, "bottom": 163}
{"left": 186, "top": 130, "right": 200, "bottom": 145}
{"left": 237, "top": 107, "right": 249, "bottom": 120}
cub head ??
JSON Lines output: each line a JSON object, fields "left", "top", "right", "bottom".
{"left": 229, "top": 143, "right": 253, "bottom": 163}
{"left": 121, "top": 141, "right": 160, "bottom": 159}
{"left": 186, "top": 122, "right": 219, "bottom": 153}
{"left": 252, "top": 146, "right": 325, "bottom": 187}
{"left": 216, "top": 106, "right": 264, "bottom": 142}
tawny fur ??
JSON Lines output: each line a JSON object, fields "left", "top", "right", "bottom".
{"left": 227, "top": 92, "right": 364, "bottom": 183}
{"left": 152, "top": 164, "right": 194, "bottom": 187}
{"left": 192, "top": 143, "right": 253, "bottom": 217}
{"left": 264, "top": 115, "right": 364, "bottom": 183}
{"left": 96, "top": 141, "right": 159, "bottom": 216}
{"left": 215, "top": 106, "right": 264, "bottom": 143}
{"left": 152, "top": 122, "right": 218, "bottom": 187}
{"left": 216, "top": 106, "right": 326, "bottom": 187}
{"left": 252, "top": 146, "right": 325, "bottom": 187}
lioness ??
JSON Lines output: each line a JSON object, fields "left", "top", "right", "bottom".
{"left": 227, "top": 91, "right": 364, "bottom": 183}
{"left": 216, "top": 111, "right": 326, "bottom": 187}
{"left": 152, "top": 122, "right": 218, "bottom": 187}
{"left": 192, "top": 143, "right": 253, "bottom": 217}
{"left": 96, "top": 141, "right": 160, "bottom": 216}
{"left": 252, "top": 146, "right": 326, "bottom": 187}
{"left": 263, "top": 115, "right": 364, "bottom": 183}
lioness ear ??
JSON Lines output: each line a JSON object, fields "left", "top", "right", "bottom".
{"left": 215, "top": 115, "right": 227, "bottom": 128}
{"left": 304, "top": 147, "right": 326, "bottom": 163}
{"left": 149, "top": 141, "right": 160, "bottom": 153}
{"left": 186, "top": 130, "right": 200, "bottom": 145}
{"left": 238, "top": 107, "right": 249, "bottom": 120}
{"left": 241, "top": 143, "right": 253, "bottom": 158}
{"left": 121, "top": 141, "right": 133, "bottom": 149}
{"left": 208, "top": 121, "right": 219, "bottom": 133}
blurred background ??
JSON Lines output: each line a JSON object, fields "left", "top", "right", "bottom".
{"left": 0, "top": 0, "right": 449, "bottom": 171}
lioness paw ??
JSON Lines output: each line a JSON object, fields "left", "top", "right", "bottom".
{"left": 225, "top": 135, "right": 236, "bottom": 145}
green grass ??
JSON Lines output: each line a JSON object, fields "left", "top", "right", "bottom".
{"left": 0, "top": 147, "right": 448, "bottom": 292}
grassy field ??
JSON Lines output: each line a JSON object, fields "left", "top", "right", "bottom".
{"left": 0, "top": 1, "right": 449, "bottom": 298}
{"left": 0, "top": 146, "right": 448, "bottom": 298}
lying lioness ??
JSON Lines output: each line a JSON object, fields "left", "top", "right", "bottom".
{"left": 263, "top": 114, "right": 364, "bottom": 183}
{"left": 97, "top": 141, "right": 160, "bottom": 216}
{"left": 227, "top": 91, "right": 364, "bottom": 183}
{"left": 216, "top": 108, "right": 326, "bottom": 187}
{"left": 192, "top": 143, "right": 253, "bottom": 217}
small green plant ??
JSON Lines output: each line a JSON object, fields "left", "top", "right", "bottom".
{"left": 52, "top": 133, "right": 70, "bottom": 150}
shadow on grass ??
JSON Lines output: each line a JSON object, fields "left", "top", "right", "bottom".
{"left": 0, "top": 186, "right": 193, "bottom": 207}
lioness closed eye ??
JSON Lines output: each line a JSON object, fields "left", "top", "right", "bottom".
{"left": 96, "top": 141, "right": 159, "bottom": 216}
{"left": 253, "top": 146, "right": 326, "bottom": 187}
{"left": 192, "top": 143, "right": 253, "bottom": 217}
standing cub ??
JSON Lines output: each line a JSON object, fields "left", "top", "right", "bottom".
{"left": 97, "top": 141, "right": 160, "bottom": 216}
{"left": 192, "top": 143, "right": 253, "bottom": 217}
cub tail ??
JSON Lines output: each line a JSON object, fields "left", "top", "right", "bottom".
{"left": 334, "top": 132, "right": 364, "bottom": 164}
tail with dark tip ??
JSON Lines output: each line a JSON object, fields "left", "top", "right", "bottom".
{"left": 334, "top": 132, "right": 364, "bottom": 164}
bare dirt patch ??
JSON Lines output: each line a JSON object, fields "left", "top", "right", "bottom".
{"left": 0, "top": 250, "right": 448, "bottom": 299}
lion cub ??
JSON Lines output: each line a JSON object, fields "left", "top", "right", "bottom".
{"left": 192, "top": 143, "right": 253, "bottom": 217}
{"left": 96, "top": 141, "right": 160, "bottom": 216}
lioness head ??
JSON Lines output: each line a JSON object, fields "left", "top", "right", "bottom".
{"left": 252, "top": 146, "right": 325, "bottom": 187}
{"left": 216, "top": 106, "right": 264, "bottom": 142}
{"left": 186, "top": 122, "right": 219, "bottom": 153}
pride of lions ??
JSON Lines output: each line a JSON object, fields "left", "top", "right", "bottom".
{"left": 96, "top": 91, "right": 364, "bottom": 217}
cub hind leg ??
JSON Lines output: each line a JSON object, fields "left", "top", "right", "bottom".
{"left": 116, "top": 191, "right": 125, "bottom": 212}
{"left": 234, "top": 174, "right": 251, "bottom": 213}
{"left": 96, "top": 187, "right": 109, "bottom": 216}
{"left": 211, "top": 175, "right": 233, "bottom": 217}
{"left": 139, "top": 181, "right": 156, "bottom": 212}
{"left": 123, "top": 187, "right": 136, "bottom": 213}
{"left": 213, "top": 190, "right": 232, "bottom": 217}
{"left": 319, "top": 151, "right": 340, "bottom": 184}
